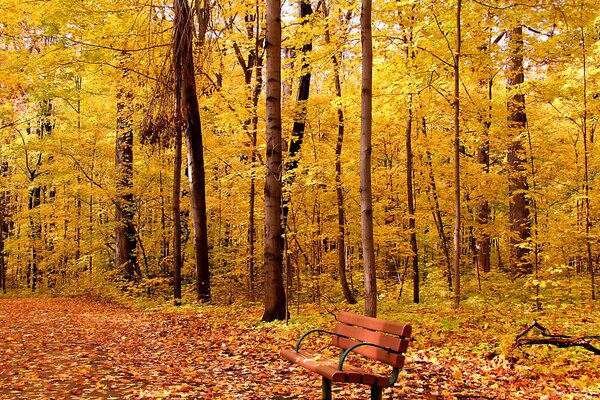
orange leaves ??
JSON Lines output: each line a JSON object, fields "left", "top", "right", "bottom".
{"left": 1, "top": 297, "right": 598, "bottom": 399}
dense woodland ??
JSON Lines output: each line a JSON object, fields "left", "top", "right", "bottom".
{"left": 0, "top": 0, "right": 599, "bottom": 319}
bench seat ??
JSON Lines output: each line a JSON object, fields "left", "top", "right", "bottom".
{"left": 280, "top": 348, "right": 390, "bottom": 387}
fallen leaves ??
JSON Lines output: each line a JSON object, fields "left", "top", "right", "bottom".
{"left": 0, "top": 298, "right": 598, "bottom": 399}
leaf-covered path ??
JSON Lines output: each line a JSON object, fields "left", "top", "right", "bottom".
{"left": 0, "top": 298, "right": 597, "bottom": 399}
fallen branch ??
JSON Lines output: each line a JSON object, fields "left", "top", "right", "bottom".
{"left": 514, "top": 321, "right": 600, "bottom": 355}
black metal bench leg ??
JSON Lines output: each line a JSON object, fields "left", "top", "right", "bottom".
{"left": 371, "top": 386, "right": 382, "bottom": 400}
{"left": 322, "top": 377, "right": 332, "bottom": 400}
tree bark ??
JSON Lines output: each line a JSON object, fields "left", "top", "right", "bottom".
{"left": 580, "top": 24, "right": 595, "bottom": 300}
{"left": 172, "top": 77, "right": 183, "bottom": 302}
{"left": 475, "top": 52, "right": 492, "bottom": 273}
{"left": 174, "top": 0, "right": 211, "bottom": 301}
{"left": 453, "top": 0, "right": 462, "bottom": 308}
{"left": 406, "top": 100, "right": 419, "bottom": 304}
{"left": 422, "top": 119, "right": 453, "bottom": 291}
{"left": 323, "top": 2, "right": 356, "bottom": 305}
{"left": 361, "top": 0, "right": 377, "bottom": 317}
{"left": 506, "top": 25, "right": 532, "bottom": 275}
{"left": 115, "top": 51, "right": 138, "bottom": 280}
{"left": 262, "top": 0, "right": 287, "bottom": 321}
{"left": 0, "top": 190, "right": 5, "bottom": 294}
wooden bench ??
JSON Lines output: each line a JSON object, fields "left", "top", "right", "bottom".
{"left": 280, "top": 312, "right": 412, "bottom": 400}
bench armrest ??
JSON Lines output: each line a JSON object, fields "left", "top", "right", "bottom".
{"left": 294, "top": 329, "right": 350, "bottom": 352}
{"left": 338, "top": 342, "right": 401, "bottom": 386}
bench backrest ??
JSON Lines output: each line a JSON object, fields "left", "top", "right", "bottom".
{"left": 331, "top": 312, "right": 412, "bottom": 368}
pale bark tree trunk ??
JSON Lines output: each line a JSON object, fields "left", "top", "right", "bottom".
{"left": 361, "top": 0, "right": 377, "bottom": 317}
{"left": 506, "top": 25, "right": 532, "bottom": 275}
{"left": 115, "top": 51, "right": 138, "bottom": 280}
{"left": 262, "top": 0, "right": 287, "bottom": 321}
{"left": 453, "top": 0, "right": 462, "bottom": 308}
{"left": 323, "top": 3, "right": 356, "bottom": 304}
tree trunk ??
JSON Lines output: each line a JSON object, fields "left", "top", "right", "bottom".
{"left": 422, "top": 119, "right": 453, "bottom": 291}
{"left": 232, "top": 7, "right": 263, "bottom": 301}
{"left": 453, "top": 0, "right": 462, "bottom": 308}
{"left": 262, "top": 0, "right": 287, "bottom": 321}
{"left": 174, "top": 0, "right": 211, "bottom": 301}
{"left": 321, "top": 2, "right": 355, "bottom": 305}
{"left": 361, "top": 0, "right": 377, "bottom": 317}
{"left": 506, "top": 25, "right": 532, "bottom": 275}
{"left": 172, "top": 77, "right": 183, "bottom": 302}
{"left": 475, "top": 51, "right": 492, "bottom": 273}
{"left": 0, "top": 192, "right": 5, "bottom": 294}
{"left": 115, "top": 51, "right": 138, "bottom": 280}
{"left": 28, "top": 187, "right": 41, "bottom": 291}
{"left": 406, "top": 99, "right": 419, "bottom": 304}
{"left": 580, "top": 25, "right": 595, "bottom": 300}
{"left": 282, "top": 0, "right": 313, "bottom": 198}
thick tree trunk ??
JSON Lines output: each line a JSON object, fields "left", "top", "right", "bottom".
{"left": 262, "top": 0, "right": 287, "bottom": 321}
{"left": 361, "top": 0, "right": 377, "bottom": 317}
{"left": 506, "top": 26, "right": 532, "bottom": 275}
{"left": 174, "top": 0, "right": 211, "bottom": 301}
{"left": 453, "top": 0, "right": 462, "bottom": 308}
{"left": 115, "top": 51, "right": 138, "bottom": 280}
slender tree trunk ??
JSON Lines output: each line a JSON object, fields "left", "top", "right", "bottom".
{"left": 115, "top": 51, "right": 138, "bottom": 280}
{"left": 476, "top": 64, "right": 492, "bottom": 273}
{"left": 232, "top": 6, "right": 263, "bottom": 301}
{"left": 28, "top": 187, "right": 41, "bottom": 291}
{"left": 282, "top": 0, "right": 312, "bottom": 192}
{"left": 453, "top": 0, "right": 462, "bottom": 308}
{"left": 280, "top": 0, "right": 313, "bottom": 309}
{"left": 172, "top": 78, "right": 183, "bottom": 302}
{"left": 262, "top": 0, "right": 287, "bottom": 321}
{"left": 361, "top": 0, "right": 377, "bottom": 317}
{"left": 0, "top": 193, "right": 5, "bottom": 294}
{"left": 323, "top": 2, "right": 355, "bottom": 304}
{"left": 174, "top": 0, "right": 210, "bottom": 301}
{"left": 406, "top": 98, "right": 419, "bottom": 303}
{"left": 422, "top": 119, "right": 453, "bottom": 290}
{"left": 580, "top": 23, "right": 595, "bottom": 300}
{"left": 507, "top": 25, "right": 532, "bottom": 275}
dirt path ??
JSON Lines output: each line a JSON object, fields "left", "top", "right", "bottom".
{"left": 0, "top": 298, "right": 596, "bottom": 399}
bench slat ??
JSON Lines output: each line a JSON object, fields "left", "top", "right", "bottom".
{"left": 333, "top": 336, "right": 406, "bottom": 368}
{"left": 332, "top": 323, "right": 410, "bottom": 353}
{"left": 337, "top": 312, "right": 412, "bottom": 337}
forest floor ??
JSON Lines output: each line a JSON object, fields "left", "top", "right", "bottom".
{"left": 0, "top": 297, "right": 598, "bottom": 399}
